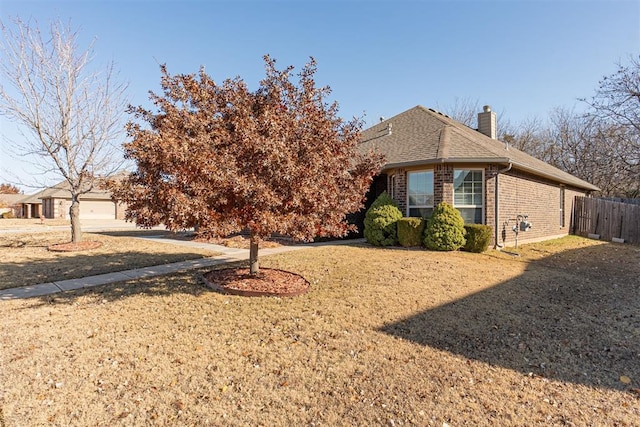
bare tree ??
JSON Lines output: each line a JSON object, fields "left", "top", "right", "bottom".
{"left": 500, "top": 116, "right": 545, "bottom": 154}
{"left": 518, "top": 106, "right": 638, "bottom": 197}
{"left": 0, "top": 17, "right": 128, "bottom": 242}
{"left": 584, "top": 56, "right": 640, "bottom": 151}
{"left": 439, "top": 97, "right": 511, "bottom": 137}
{"left": 582, "top": 55, "right": 640, "bottom": 194}
{"left": 437, "top": 97, "right": 481, "bottom": 127}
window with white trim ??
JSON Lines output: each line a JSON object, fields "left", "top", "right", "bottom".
{"left": 453, "top": 169, "right": 484, "bottom": 224}
{"left": 407, "top": 170, "right": 434, "bottom": 218}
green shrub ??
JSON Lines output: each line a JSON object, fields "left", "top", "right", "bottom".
{"left": 1, "top": 211, "right": 15, "bottom": 219}
{"left": 364, "top": 191, "right": 403, "bottom": 246}
{"left": 397, "top": 217, "right": 425, "bottom": 247}
{"left": 463, "top": 224, "right": 493, "bottom": 253}
{"left": 423, "top": 202, "right": 466, "bottom": 251}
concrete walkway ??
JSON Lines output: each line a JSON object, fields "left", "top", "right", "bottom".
{"left": 0, "top": 235, "right": 365, "bottom": 301}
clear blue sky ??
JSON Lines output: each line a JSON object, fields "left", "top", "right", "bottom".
{"left": 1, "top": 0, "right": 639, "bottom": 191}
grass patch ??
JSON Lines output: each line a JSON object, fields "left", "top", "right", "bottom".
{"left": 0, "top": 232, "right": 221, "bottom": 289}
{"left": 0, "top": 218, "right": 70, "bottom": 229}
{"left": 0, "top": 237, "right": 638, "bottom": 425}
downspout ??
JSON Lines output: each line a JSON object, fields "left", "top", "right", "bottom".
{"left": 494, "top": 162, "right": 512, "bottom": 249}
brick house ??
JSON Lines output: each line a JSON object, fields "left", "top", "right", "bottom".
{"left": 34, "top": 180, "right": 126, "bottom": 220}
{"left": 0, "top": 193, "right": 33, "bottom": 218}
{"left": 358, "top": 105, "right": 599, "bottom": 247}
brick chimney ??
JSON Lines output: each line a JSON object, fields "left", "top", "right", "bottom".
{"left": 478, "top": 105, "right": 497, "bottom": 139}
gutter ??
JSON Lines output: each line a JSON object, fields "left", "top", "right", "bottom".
{"left": 506, "top": 161, "right": 600, "bottom": 192}
{"left": 383, "top": 157, "right": 512, "bottom": 170}
{"left": 494, "top": 162, "right": 512, "bottom": 249}
{"left": 381, "top": 157, "right": 599, "bottom": 192}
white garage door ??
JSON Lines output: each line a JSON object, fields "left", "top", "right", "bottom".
{"left": 80, "top": 200, "right": 116, "bottom": 219}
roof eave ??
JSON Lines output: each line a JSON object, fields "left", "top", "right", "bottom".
{"left": 382, "top": 157, "right": 600, "bottom": 192}
{"left": 382, "top": 157, "right": 512, "bottom": 171}
{"left": 508, "top": 160, "right": 600, "bottom": 192}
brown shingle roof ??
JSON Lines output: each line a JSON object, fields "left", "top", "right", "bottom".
{"left": 0, "top": 193, "right": 28, "bottom": 205}
{"left": 29, "top": 180, "right": 113, "bottom": 201}
{"left": 359, "top": 105, "right": 599, "bottom": 191}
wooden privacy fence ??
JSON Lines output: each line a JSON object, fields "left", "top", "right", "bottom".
{"left": 572, "top": 197, "right": 640, "bottom": 244}
{"left": 599, "top": 197, "right": 640, "bottom": 206}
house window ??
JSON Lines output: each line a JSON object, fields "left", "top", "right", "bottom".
{"left": 407, "top": 170, "right": 434, "bottom": 217}
{"left": 559, "top": 187, "right": 565, "bottom": 228}
{"left": 454, "top": 169, "right": 484, "bottom": 223}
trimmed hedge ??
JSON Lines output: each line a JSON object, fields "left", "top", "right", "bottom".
{"left": 397, "top": 217, "right": 425, "bottom": 247}
{"left": 463, "top": 224, "right": 493, "bottom": 253}
{"left": 423, "top": 202, "right": 466, "bottom": 251}
{"left": 364, "top": 191, "right": 403, "bottom": 246}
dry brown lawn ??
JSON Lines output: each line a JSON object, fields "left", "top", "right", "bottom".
{"left": 0, "top": 232, "right": 220, "bottom": 289}
{"left": 0, "top": 218, "right": 70, "bottom": 229}
{"left": 1, "top": 236, "right": 639, "bottom": 426}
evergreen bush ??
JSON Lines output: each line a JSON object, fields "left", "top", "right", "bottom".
{"left": 364, "top": 192, "right": 403, "bottom": 246}
{"left": 463, "top": 224, "right": 493, "bottom": 253}
{"left": 423, "top": 202, "right": 466, "bottom": 251}
{"left": 397, "top": 217, "right": 426, "bottom": 247}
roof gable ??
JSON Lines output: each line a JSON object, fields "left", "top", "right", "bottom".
{"left": 359, "top": 105, "right": 599, "bottom": 191}
{"left": 23, "top": 179, "right": 114, "bottom": 202}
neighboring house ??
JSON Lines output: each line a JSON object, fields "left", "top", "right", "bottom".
{"left": 16, "top": 193, "right": 43, "bottom": 218}
{"left": 5, "top": 180, "right": 125, "bottom": 220}
{"left": 358, "top": 105, "right": 599, "bottom": 247}
{"left": 0, "top": 193, "right": 30, "bottom": 217}
{"left": 34, "top": 180, "right": 125, "bottom": 220}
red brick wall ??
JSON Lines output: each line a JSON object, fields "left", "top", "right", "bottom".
{"left": 434, "top": 164, "right": 453, "bottom": 205}
{"left": 388, "top": 169, "right": 408, "bottom": 213}
{"left": 387, "top": 163, "right": 590, "bottom": 247}
{"left": 485, "top": 165, "right": 499, "bottom": 233}
{"left": 494, "top": 170, "right": 588, "bottom": 247}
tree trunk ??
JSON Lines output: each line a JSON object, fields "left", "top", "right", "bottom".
{"left": 69, "top": 194, "right": 82, "bottom": 243}
{"left": 249, "top": 234, "right": 259, "bottom": 275}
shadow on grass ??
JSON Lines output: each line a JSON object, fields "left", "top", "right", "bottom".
{"left": 96, "top": 229, "right": 365, "bottom": 248}
{"left": 23, "top": 259, "right": 249, "bottom": 308}
{"left": 0, "top": 250, "right": 218, "bottom": 291}
{"left": 93, "top": 230, "right": 177, "bottom": 238}
{"left": 379, "top": 243, "right": 640, "bottom": 392}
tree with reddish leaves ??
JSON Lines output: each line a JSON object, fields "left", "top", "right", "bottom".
{"left": 0, "top": 183, "right": 21, "bottom": 194}
{"left": 111, "top": 56, "right": 384, "bottom": 274}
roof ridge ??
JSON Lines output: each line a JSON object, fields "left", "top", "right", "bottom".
{"left": 416, "top": 105, "right": 456, "bottom": 126}
{"left": 375, "top": 105, "right": 426, "bottom": 125}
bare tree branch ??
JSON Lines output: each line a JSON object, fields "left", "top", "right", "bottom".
{"left": 0, "top": 17, "right": 128, "bottom": 241}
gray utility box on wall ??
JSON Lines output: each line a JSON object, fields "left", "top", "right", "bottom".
{"left": 519, "top": 220, "right": 532, "bottom": 231}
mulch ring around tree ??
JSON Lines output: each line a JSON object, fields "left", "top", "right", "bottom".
{"left": 202, "top": 268, "right": 310, "bottom": 297}
{"left": 48, "top": 241, "right": 103, "bottom": 252}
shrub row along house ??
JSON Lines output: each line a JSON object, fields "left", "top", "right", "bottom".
{"left": 358, "top": 105, "right": 599, "bottom": 247}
